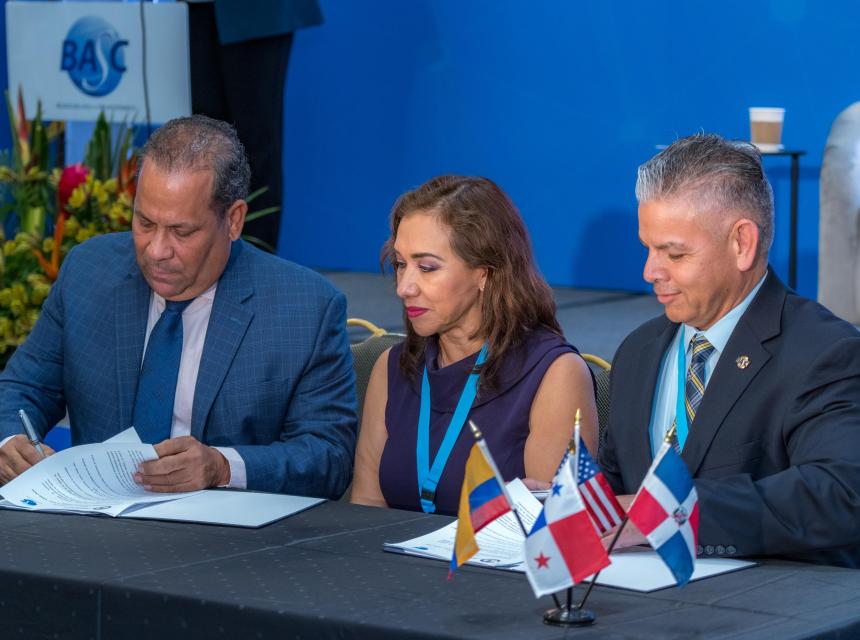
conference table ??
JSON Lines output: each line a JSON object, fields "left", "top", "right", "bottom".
{"left": 1, "top": 500, "right": 859, "bottom": 639}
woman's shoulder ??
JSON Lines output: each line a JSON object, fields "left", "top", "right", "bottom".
{"left": 514, "top": 326, "right": 578, "bottom": 367}
{"left": 477, "top": 327, "right": 576, "bottom": 404}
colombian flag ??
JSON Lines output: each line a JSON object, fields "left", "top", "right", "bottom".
{"left": 449, "top": 442, "right": 512, "bottom": 577}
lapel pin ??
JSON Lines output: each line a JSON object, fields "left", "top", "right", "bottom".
{"left": 736, "top": 355, "right": 750, "bottom": 370}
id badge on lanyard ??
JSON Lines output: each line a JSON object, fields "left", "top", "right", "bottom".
{"left": 416, "top": 344, "right": 488, "bottom": 513}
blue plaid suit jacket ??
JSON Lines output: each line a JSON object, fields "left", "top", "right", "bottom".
{"left": 0, "top": 233, "right": 357, "bottom": 498}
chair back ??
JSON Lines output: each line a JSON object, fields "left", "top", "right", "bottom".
{"left": 347, "top": 319, "right": 405, "bottom": 424}
{"left": 581, "top": 353, "right": 611, "bottom": 454}
{"left": 344, "top": 319, "right": 404, "bottom": 502}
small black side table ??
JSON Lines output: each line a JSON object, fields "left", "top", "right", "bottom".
{"left": 760, "top": 149, "right": 806, "bottom": 290}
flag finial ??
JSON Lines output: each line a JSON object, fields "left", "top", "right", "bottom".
{"left": 468, "top": 419, "right": 483, "bottom": 440}
{"left": 664, "top": 420, "right": 678, "bottom": 444}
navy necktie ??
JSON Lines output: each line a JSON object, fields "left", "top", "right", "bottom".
{"left": 133, "top": 299, "right": 194, "bottom": 444}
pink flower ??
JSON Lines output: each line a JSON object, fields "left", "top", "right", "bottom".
{"left": 58, "top": 163, "right": 89, "bottom": 217}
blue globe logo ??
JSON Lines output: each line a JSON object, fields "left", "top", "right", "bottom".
{"left": 61, "top": 16, "right": 129, "bottom": 97}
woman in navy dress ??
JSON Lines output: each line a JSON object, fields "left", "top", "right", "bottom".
{"left": 351, "top": 176, "right": 598, "bottom": 516}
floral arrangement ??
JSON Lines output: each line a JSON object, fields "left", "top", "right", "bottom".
{"left": 0, "top": 92, "right": 136, "bottom": 367}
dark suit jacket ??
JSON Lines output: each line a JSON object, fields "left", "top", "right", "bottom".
{"left": 213, "top": 0, "right": 323, "bottom": 44}
{"left": 0, "top": 233, "right": 357, "bottom": 499}
{"left": 599, "top": 271, "right": 860, "bottom": 567}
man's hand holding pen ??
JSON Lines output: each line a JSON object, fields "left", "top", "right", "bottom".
{"left": 0, "top": 435, "right": 55, "bottom": 484}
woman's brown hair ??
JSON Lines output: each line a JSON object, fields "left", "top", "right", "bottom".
{"left": 382, "top": 175, "right": 562, "bottom": 391}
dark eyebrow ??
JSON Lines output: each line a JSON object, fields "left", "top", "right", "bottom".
{"left": 410, "top": 252, "right": 445, "bottom": 261}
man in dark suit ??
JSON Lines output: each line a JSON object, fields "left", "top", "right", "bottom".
{"left": 188, "top": 0, "right": 324, "bottom": 251}
{"left": 599, "top": 133, "right": 860, "bottom": 567}
{"left": 0, "top": 115, "right": 356, "bottom": 498}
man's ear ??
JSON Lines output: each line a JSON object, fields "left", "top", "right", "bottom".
{"left": 732, "top": 218, "right": 760, "bottom": 272}
{"left": 226, "top": 200, "right": 248, "bottom": 241}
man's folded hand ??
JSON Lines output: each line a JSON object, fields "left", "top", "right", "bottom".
{"left": 134, "top": 436, "right": 230, "bottom": 492}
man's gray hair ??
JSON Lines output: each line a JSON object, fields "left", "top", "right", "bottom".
{"left": 635, "top": 133, "right": 774, "bottom": 259}
{"left": 137, "top": 114, "right": 251, "bottom": 218}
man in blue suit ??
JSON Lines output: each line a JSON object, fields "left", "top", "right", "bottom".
{"left": 0, "top": 115, "right": 357, "bottom": 498}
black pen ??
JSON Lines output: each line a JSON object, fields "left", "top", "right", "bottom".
{"left": 18, "top": 409, "right": 46, "bottom": 459}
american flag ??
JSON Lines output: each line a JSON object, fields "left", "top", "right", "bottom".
{"left": 576, "top": 438, "right": 625, "bottom": 534}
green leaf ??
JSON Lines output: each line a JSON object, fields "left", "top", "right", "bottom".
{"left": 243, "top": 206, "right": 280, "bottom": 222}
{"left": 241, "top": 234, "right": 276, "bottom": 253}
{"left": 245, "top": 186, "right": 269, "bottom": 204}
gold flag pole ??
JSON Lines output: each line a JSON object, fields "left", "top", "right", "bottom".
{"left": 576, "top": 419, "right": 678, "bottom": 611}
{"left": 469, "top": 420, "right": 563, "bottom": 610}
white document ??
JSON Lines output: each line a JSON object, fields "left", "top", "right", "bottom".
{"left": 384, "top": 479, "right": 755, "bottom": 591}
{"left": 0, "top": 427, "right": 326, "bottom": 527}
{"left": 384, "top": 478, "right": 542, "bottom": 571}
{"left": 120, "top": 490, "right": 326, "bottom": 528}
{"left": 0, "top": 438, "right": 201, "bottom": 516}
{"left": 105, "top": 427, "right": 144, "bottom": 444}
{"left": 583, "top": 546, "right": 755, "bottom": 592}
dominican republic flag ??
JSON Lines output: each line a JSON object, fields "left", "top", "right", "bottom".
{"left": 523, "top": 451, "right": 610, "bottom": 597}
{"left": 449, "top": 441, "right": 512, "bottom": 577}
{"left": 576, "top": 437, "right": 625, "bottom": 535}
{"left": 627, "top": 440, "right": 699, "bottom": 586}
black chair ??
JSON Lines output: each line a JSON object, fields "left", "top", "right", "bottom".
{"left": 344, "top": 319, "right": 404, "bottom": 502}
{"left": 347, "top": 319, "right": 405, "bottom": 427}
{"left": 581, "top": 353, "right": 611, "bottom": 454}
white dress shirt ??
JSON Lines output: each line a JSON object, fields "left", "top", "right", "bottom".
{"left": 648, "top": 274, "right": 767, "bottom": 456}
{"left": 145, "top": 284, "right": 247, "bottom": 489}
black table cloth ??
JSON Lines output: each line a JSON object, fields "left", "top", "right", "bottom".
{"left": 1, "top": 501, "right": 859, "bottom": 639}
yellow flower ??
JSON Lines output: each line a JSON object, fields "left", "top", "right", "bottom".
{"left": 92, "top": 180, "right": 109, "bottom": 206}
{"left": 30, "top": 281, "right": 52, "bottom": 306}
{"left": 42, "top": 238, "right": 54, "bottom": 254}
{"left": 103, "top": 178, "right": 117, "bottom": 193}
{"left": 68, "top": 185, "right": 88, "bottom": 209}
{"left": 64, "top": 216, "right": 80, "bottom": 238}
{"left": 75, "top": 224, "right": 97, "bottom": 244}
{"left": 11, "top": 235, "right": 35, "bottom": 255}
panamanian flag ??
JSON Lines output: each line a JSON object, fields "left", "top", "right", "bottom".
{"left": 523, "top": 451, "right": 610, "bottom": 597}
{"left": 627, "top": 440, "right": 699, "bottom": 586}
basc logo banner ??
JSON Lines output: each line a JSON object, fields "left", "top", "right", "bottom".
{"left": 61, "top": 16, "right": 129, "bottom": 97}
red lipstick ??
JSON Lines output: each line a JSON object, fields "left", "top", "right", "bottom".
{"left": 406, "top": 307, "right": 428, "bottom": 318}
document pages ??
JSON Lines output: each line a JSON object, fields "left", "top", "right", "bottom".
{"left": 0, "top": 428, "right": 325, "bottom": 526}
{"left": 384, "top": 478, "right": 755, "bottom": 592}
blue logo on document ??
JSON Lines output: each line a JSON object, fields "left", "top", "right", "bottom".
{"left": 20, "top": 498, "right": 36, "bottom": 506}
{"left": 61, "top": 16, "right": 129, "bottom": 97}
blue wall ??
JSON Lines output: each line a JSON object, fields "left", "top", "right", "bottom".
{"left": 0, "top": 3, "right": 10, "bottom": 153}
{"left": 2, "top": 1, "right": 856, "bottom": 297}
{"left": 280, "top": 0, "right": 860, "bottom": 297}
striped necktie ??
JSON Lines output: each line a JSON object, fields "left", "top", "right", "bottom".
{"left": 685, "top": 333, "right": 715, "bottom": 426}
{"left": 670, "top": 333, "right": 715, "bottom": 452}
{"left": 132, "top": 299, "right": 194, "bottom": 444}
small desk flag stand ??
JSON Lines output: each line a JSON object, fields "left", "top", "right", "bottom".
{"left": 542, "top": 409, "right": 599, "bottom": 627}
{"left": 543, "top": 421, "right": 683, "bottom": 627}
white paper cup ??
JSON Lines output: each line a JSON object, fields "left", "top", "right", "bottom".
{"left": 749, "top": 107, "right": 785, "bottom": 151}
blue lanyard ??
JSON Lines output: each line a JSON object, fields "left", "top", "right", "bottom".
{"left": 416, "top": 343, "right": 488, "bottom": 513}
{"left": 674, "top": 328, "right": 690, "bottom": 450}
